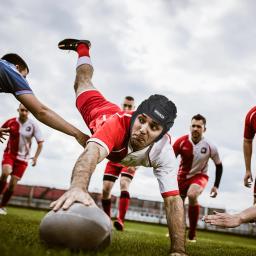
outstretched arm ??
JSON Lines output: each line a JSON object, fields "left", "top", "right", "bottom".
{"left": 50, "top": 141, "right": 108, "bottom": 211}
{"left": 17, "top": 94, "right": 89, "bottom": 147}
{"left": 243, "top": 138, "right": 253, "bottom": 187}
{"left": 210, "top": 163, "right": 223, "bottom": 198}
{"left": 203, "top": 205, "right": 256, "bottom": 228}
{"left": 164, "top": 195, "right": 187, "bottom": 255}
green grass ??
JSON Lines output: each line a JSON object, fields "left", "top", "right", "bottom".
{"left": 0, "top": 206, "right": 255, "bottom": 256}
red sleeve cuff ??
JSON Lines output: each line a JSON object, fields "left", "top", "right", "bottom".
{"left": 161, "top": 190, "right": 180, "bottom": 198}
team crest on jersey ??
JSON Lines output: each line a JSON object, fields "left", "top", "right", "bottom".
{"left": 26, "top": 126, "right": 32, "bottom": 132}
{"left": 201, "top": 147, "right": 207, "bottom": 154}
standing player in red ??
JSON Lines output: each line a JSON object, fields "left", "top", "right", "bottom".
{"left": 102, "top": 96, "right": 136, "bottom": 231}
{"left": 243, "top": 106, "right": 256, "bottom": 204}
{"left": 0, "top": 104, "right": 44, "bottom": 215}
{"left": 50, "top": 38, "right": 187, "bottom": 255}
{"left": 173, "top": 114, "right": 223, "bottom": 242}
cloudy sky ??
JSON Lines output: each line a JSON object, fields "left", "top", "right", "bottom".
{"left": 1, "top": 0, "right": 256, "bottom": 211}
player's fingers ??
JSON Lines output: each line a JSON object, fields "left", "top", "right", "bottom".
{"left": 203, "top": 215, "right": 214, "bottom": 222}
{"left": 50, "top": 200, "right": 57, "bottom": 209}
{"left": 214, "top": 211, "right": 224, "bottom": 216}
{"left": 82, "top": 199, "right": 91, "bottom": 206}
{"left": 51, "top": 195, "right": 67, "bottom": 211}
{"left": 62, "top": 197, "right": 75, "bottom": 210}
{"left": 202, "top": 216, "right": 209, "bottom": 222}
{"left": 88, "top": 197, "right": 97, "bottom": 207}
{"left": 53, "top": 200, "right": 65, "bottom": 211}
{"left": 81, "top": 194, "right": 94, "bottom": 206}
{"left": 244, "top": 180, "right": 251, "bottom": 187}
{"left": 210, "top": 192, "right": 217, "bottom": 198}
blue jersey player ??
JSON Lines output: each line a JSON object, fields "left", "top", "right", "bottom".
{"left": 0, "top": 53, "right": 88, "bottom": 146}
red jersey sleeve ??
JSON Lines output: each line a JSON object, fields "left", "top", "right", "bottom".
{"left": 88, "top": 114, "right": 128, "bottom": 154}
{"left": 1, "top": 118, "right": 12, "bottom": 128}
{"left": 244, "top": 108, "right": 256, "bottom": 140}
{"left": 172, "top": 139, "right": 180, "bottom": 157}
{"left": 173, "top": 135, "right": 188, "bottom": 157}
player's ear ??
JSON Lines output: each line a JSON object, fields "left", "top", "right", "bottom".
{"left": 15, "top": 64, "right": 20, "bottom": 72}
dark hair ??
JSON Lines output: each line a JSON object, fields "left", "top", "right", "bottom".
{"left": 125, "top": 96, "right": 134, "bottom": 101}
{"left": 1, "top": 53, "right": 29, "bottom": 73}
{"left": 192, "top": 114, "right": 206, "bottom": 125}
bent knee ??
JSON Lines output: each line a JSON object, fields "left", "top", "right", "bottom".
{"left": 1, "top": 166, "right": 12, "bottom": 178}
{"left": 120, "top": 177, "right": 132, "bottom": 191}
{"left": 102, "top": 186, "right": 112, "bottom": 198}
{"left": 187, "top": 191, "right": 198, "bottom": 201}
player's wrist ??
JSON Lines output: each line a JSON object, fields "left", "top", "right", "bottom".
{"left": 70, "top": 183, "right": 87, "bottom": 192}
{"left": 237, "top": 213, "right": 245, "bottom": 225}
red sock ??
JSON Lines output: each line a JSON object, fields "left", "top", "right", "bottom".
{"left": 254, "top": 179, "right": 256, "bottom": 203}
{"left": 188, "top": 204, "right": 200, "bottom": 239}
{"left": 77, "top": 44, "right": 90, "bottom": 57}
{"left": 1, "top": 189, "right": 13, "bottom": 207}
{"left": 0, "top": 180, "right": 7, "bottom": 194}
{"left": 101, "top": 199, "right": 111, "bottom": 217}
{"left": 118, "top": 191, "right": 130, "bottom": 222}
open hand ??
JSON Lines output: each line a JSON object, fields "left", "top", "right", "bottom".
{"left": 203, "top": 211, "right": 241, "bottom": 228}
{"left": 210, "top": 186, "right": 218, "bottom": 198}
{"left": 50, "top": 187, "right": 96, "bottom": 211}
{"left": 244, "top": 171, "right": 253, "bottom": 188}
{"left": 0, "top": 127, "right": 10, "bottom": 143}
{"left": 31, "top": 157, "right": 37, "bottom": 166}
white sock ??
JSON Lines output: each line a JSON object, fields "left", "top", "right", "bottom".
{"left": 76, "top": 56, "right": 92, "bottom": 68}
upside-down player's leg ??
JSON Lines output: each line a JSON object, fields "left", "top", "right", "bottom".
{"left": 254, "top": 178, "right": 256, "bottom": 205}
{"left": 58, "top": 39, "right": 121, "bottom": 133}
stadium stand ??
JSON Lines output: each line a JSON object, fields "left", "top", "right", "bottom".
{"left": 2, "top": 184, "right": 256, "bottom": 236}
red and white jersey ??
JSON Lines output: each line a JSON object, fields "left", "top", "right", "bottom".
{"left": 244, "top": 106, "right": 256, "bottom": 140}
{"left": 88, "top": 113, "right": 179, "bottom": 197}
{"left": 2, "top": 117, "right": 43, "bottom": 162}
{"left": 173, "top": 135, "right": 221, "bottom": 180}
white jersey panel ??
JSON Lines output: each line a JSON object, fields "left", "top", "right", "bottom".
{"left": 187, "top": 137, "right": 221, "bottom": 179}
{"left": 120, "top": 134, "right": 178, "bottom": 194}
{"left": 17, "top": 118, "right": 43, "bottom": 161}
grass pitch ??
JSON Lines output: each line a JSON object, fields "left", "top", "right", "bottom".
{"left": 0, "top": 207, "right": 255, "bottom": 256}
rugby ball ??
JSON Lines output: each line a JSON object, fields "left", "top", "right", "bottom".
{"left": 39, "top": 203, "right": 112, "bottom": 250}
